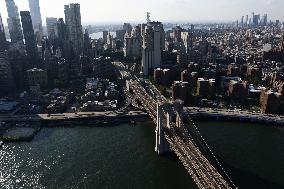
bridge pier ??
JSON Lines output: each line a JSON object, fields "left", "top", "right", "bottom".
{"left": 155, "top": 103, "right": 170, "bottom": 155}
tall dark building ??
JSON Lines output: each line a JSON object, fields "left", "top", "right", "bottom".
{"left": 64, "top": 3, "right": 83, "bottom": 56}
{"left": 56, "top": 18, "right": 70, "bottom": 58}
{"left": 83, "top": 29, "right": 91, "bottom": 57}
{"left": 0, "top": 51, "right": 15, "bottom": 93}
{"left": 0, "top": 14, "right": 7, "bottom": 51}
{"left": 20, "top": 11, "right": 39, "bottom": 66}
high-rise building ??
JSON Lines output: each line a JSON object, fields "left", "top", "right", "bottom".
{"left": 0, "top": 14, "right": 7, "bottom": 51}
{"left": 141, "top": 21, "right": 165, "bottom": 75}
{"left": 105, "top": 32, "right": 113, "bottom": 50}
{"left": 0, "top": 51, "right": 15, "bottom": 93}
{"left": 181, "top": 31, "right": 191, "bottom": 54}
{"left": 173, "top": 26, "right": 183, "bottom": 42}
{"left": 123, "top": 26, "right": 142, "bottom": 59}
{"left": 46, "top": 17, "right": 58, "bottom": 43}
{"left": 102, "top": 30, "right": 108, "bottom": 43}
{"left": 83, "top": 29, "right": 91, "bottom": 56}
{"left": 28, "top": 0, "right": 43, "bottom": 42}
{"left": 64, "top": 3, "right": 83, "bottom": 56}
{"left": 20, "top": 11, "right": 39, "bottom": 65}
{"left": 241, "top": 16, "right": 244, "bottom": 27}
{"left": 263, "top": 14, "right": 268, "bottom": 26}
{"left": 5, "top": 0, "right": 23, "bottom": 44}
{"left": 56, "top": 18, "right": 68, "bottom": 54}
{"left": 245, "top": 15, "right": 248, "bottom": 26}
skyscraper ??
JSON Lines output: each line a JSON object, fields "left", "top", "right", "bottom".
{"left": 123, "top": 25, "right": 142, "bottom": 59}
{"left": 241, "top": 16, "right": 244, "bottom": 27}
{"left": 102, "top": 31, "right": 108, "bottom": 43}
{"left": 28, "top": 0, "right": 43, "bottom": 42}
{"left": 0, "top": 51, "right": 15, "bottom": 93}
{"left": 141, "top": 21, "right": 165, "bottom": 75}
{"left": 245, "top": 15, "right": 249, "bottom": 26}
{"left": 263, "top": 14, "right": 268, "bottom": 26}
{"left": 0, "top": 14, "right": 7, "bottom": 51}
{"left": 46, "top": 17, "right": 58, "bottom": 44}
{"left": 83, "top": 29, "right": 91, "bottom": 57}
{"left": 20, "top": 11, "right": 39, "bottom": 65}
{"left": 56, "top": 18, "right": 68, "bottom": 55}
{"left": 5, "top": 0, "right": 23, "bottom": 44}
{"left": 64, "top": 3, "right": 83, "bottom": 56}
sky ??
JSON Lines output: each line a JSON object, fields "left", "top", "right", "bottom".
{"left": 0, "top": 0, "right": 284, "bottom": 25}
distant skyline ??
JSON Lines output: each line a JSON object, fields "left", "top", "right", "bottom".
{"left": 0, "top": 0, "right": 284, "bottom": 26}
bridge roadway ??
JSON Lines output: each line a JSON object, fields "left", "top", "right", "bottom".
{"left": 129, "top": 77, "right": 236, "bottom": 189}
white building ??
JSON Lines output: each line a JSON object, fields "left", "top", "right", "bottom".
{"left": 141, "top": 21, "right": 165, "bottom": 75}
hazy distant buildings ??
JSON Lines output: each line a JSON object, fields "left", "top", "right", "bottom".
{"left": 102, "top": 31, "right": 108, "bottom": 44}
{"left": 20, "top": 11, "right": 39, "bottom": 65}
{"left": 261, "top": 14, "right": 268, "bottom": 26}
{"left": 0, "top": 14, "right": 7, "bottom": 51}
{"left": 141, "top": 21, "right": 165, "bottom": 75}
{"left": 5, "top": 0, "right": 23, "bottom": 44}
{"left": 64, "top": 3, "right": 83, "bottom": 56}
{"left": 28, "top": 0, "right": 43, "bottom": 42}
{"left": 240, "top": 13, "right": 268, "bottom": 27}
{"left": 123, "top": 23, "right": 132, "bottom": 34}
{"left": 46, "top": 17, "right": 58, "bottom": 43}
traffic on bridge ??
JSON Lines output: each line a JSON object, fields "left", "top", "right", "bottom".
{"left": 128, "top": 76, "right": 237, "bottom": 189}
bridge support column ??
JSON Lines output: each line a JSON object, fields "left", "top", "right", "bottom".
{"left": 155, "top": 103, "right": 170, "bottom": 155}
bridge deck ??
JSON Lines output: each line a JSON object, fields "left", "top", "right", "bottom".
{"left": 129, "top": 78, "right": 236, "bottom": 189}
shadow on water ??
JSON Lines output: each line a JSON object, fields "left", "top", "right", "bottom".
{"left": 221, "top": 160, "right": 284, "bottom": 189}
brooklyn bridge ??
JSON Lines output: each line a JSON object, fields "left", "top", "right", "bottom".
{"left": 127, "top": 76, "right": 238, "bottom": 189}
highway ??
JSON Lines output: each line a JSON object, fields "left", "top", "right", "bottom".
{"left": 185, "top": 107, "right": 284, "bottom": 125}
{"left": 0, "top": 110, "right": 147, "bottom": 122}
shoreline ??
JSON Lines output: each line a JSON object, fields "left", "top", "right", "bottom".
{"left": 185, "top": 107, "right": 284, "bottom": 127}
{"left": 1, "top": 109, "right": 283, "bottom": 146}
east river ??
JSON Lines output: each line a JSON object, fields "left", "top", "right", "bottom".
{"left": 0, "top": 121, "right": 284, "bottom": 189}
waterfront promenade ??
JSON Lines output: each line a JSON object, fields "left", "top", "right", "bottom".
{"left": 0, "top": 110, "right": 148, "bottom": 123}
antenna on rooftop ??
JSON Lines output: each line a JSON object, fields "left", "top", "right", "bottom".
{"left": 146, "top": 12, "right": 151, "bottom": 23}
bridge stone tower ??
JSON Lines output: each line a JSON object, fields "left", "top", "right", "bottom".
{"left": 155, "top": 102, "right": 171, "bottom": 155}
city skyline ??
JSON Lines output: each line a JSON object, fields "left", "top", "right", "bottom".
{"left": 0, "top": 0, "right": 284, "bottom": 25}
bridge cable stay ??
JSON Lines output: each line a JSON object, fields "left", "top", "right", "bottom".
{"left": 159, "top": 107, "right": 233, "bottom": 188}
{"left": 185, "top": 115, "right": 237, "bottom": 188}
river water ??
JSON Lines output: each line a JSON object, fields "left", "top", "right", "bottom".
{"left": 0, "top": 121, "right": 284, "bottom": 189}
